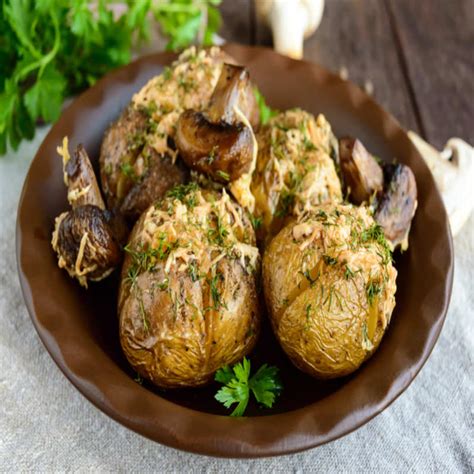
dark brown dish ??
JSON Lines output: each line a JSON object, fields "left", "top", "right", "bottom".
{"left": 16, "top": 44, "right": 453, "bottom": 458}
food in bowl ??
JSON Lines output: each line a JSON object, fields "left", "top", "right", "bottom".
{"left": 119, "top": 184, "right": 261, "bottom": 388}
{"left": 50, "top": 46, "right": 418, "bottom": 405}
{"left": 263, "top": 204, "right": 396, "bottom": 378}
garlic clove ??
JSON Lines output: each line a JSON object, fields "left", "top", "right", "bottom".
{"left": 256, "top": 0, "right": 325, "bottom": 60}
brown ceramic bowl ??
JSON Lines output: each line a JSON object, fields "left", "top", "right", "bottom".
{"left": 16, "top": 44, "right": 453, "bottom": 458}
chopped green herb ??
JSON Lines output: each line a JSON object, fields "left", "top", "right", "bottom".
{"left": 188, "top": 260, "right": 200, "bottom": 282}
{"left": 120, "top": 162, "right": 139, "bottom": 182}
{"left": 249, "top": 213, "right": 262, "bottom": 230}
{"left": 208, "top": 272, "right": 222, "bottom": 309}
{"left": 165, "top": 182, "right": 199, "bottom": 208}
{"left": 366, "top": 280, "right": 382, "bottom": 306}
{"left": 344, "top": 265, "right": 356, "bottom": 280}
{"left": 157, "top": 278, "right": 169, "bottom": 291}
{"left": 216, "top": 170, "right": 230, "bottom": 182}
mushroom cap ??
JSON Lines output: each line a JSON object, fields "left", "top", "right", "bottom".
{"left": 374, "top": 163, "right": 418, "bottom": 250}
{"left": 52, "top": 205, "right": 122, "bottom": 286}
{"left": 176, "top": 110, "right": 254, "bottom": 183}
{"left": 339, "top": 137, "right": 384, "bottom": 205}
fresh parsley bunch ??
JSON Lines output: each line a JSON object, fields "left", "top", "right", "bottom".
{"left": 215, "top": 357, "right": 283, "bottom": 417}
{"left": 0, "top": 0, "right": 222, "bottom": 155}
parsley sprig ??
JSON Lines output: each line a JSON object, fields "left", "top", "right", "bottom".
{"left": 215, "top": 357, "right": 282, "bottom": 417}
{"left": 0, "top": 0, "right": 222, "bottom": 155}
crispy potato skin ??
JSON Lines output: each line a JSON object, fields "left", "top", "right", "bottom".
{"left": 119, "top": 151, "right": 188, "bottom": 220}
{"left": 263, "top": 204, "right": 397, "bottom": 379}
{"left": 118, "top": 189, "right": 261, "bottom": 388}
{"left": 99, "top": 106, "right": 148, "bottom": 211}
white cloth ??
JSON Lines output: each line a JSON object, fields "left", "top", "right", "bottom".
{"left": 1, "top": 127, "right": 473, "bottom": 472}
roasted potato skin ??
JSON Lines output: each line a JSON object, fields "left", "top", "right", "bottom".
{"left": 118, "top": 189, "right": 261, "bottom": 388}
{"left": 120, "top": 254, "right": 260, "bottom": 388}
{"left": 99, "top": 106, "right": 149, "bottom": 211}
{"left": 263, "top": 204, "right": 397, "bottom": 379}
{"left": 119, "top": 151, "right": 188, "bottom": 220}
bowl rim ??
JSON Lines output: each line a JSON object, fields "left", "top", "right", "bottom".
{"left": 16, "top": 43, "right": 454, "bottom": 458}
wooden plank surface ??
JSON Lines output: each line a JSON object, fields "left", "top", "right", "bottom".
{"left": 254, "top": 0, "right": 420, "bottom": 134}
{"left": 220, "top": 0, "right": 253, "bottom": 44}
{"left": 386, "top": 0, "right": 474, "bottom": 148}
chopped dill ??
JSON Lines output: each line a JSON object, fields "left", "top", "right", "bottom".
{"left": 207, "top": 271, "right": 227, "bottom": 311}
{"left": 344, "top": 265, "right": 356, "bottom": 280}
{"left": 157, "top": 278, "right": 169, "bottom": 291}
{"left": 249, "top": 213, "right": 262, "bottom": 230}
{"left": 120, "top": 162, "right": 139, "bottom": 182}
{"left": 207, "top": 213, "right": 229, "bottom": 246}
{"left": 366, "top": 280, "right": 383, "bottom": 305}
{"left": 188, "top": 260, "right": 200, "bottom": 282}
{"left": 216, "top": 170, "right": 230, "bottom": 182}
{"left": 165, "top": 182, "right": 200, "bottom": 208}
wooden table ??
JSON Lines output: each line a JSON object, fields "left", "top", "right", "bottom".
{"left": 220, "top": 0, "right": 473, "bottom": 149}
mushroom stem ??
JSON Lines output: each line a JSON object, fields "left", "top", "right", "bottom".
{"left": 257, "top": 0, "right": 325, "bottom": 60}
{"left": 269, "top": 0, "right": 307, "bottom": 59}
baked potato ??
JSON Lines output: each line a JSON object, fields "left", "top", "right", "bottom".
{"left": 251, "top": 109, "right": 342, "bottom": 243}
{"left": 100, "top": 47, "right": 233, "bottom": 218}
{"left": 263, "top": 203, "right": 397, "bottom": 379}
{"left": 119, "top": 184, "right": 261, "bottom": 388}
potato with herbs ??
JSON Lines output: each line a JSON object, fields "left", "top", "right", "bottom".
{"left": 100, "top": 47, "right": 234, "bottom": 219}
{"left": 251, "top": 109, "right": 342, "bottom": 243}
{"left": 119, "top": 183, "right": 261, "bottom": 388}
{"left": 263, "top": 204, "right": 397, "bottom": 379}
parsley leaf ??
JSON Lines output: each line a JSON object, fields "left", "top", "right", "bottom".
{"left": 0, "top": 0, "right": 222, "bottom": 155}
{"left": 24, "top": 64, "right": 66, "bottom": 122}
{"left": 214, "top": 357, "right": 282, "bottom": 416}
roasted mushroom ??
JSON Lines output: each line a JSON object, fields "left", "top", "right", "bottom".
{"left": 119, "top": 184, "right": 261, "bottom": 388}
{"left": 251, "top": 109, "right": 342, "bottom": 243}
{"left": 374, "top": 163, "right": 418, "bottom": 250}
{"left": 175, "top": 63, "right": 258, "bottom": 184}
{"left": 119, "top": 148, "right": 189, "bottom": 221}
{"left": 52, "top": 206, "right": 123, "bottom": 285}
{"left": 100, "top": 47, "right": 233, "bottom": 218}
{"left": 52, "top": 138, "right": 125, "bottom": 287}
{"left": 339, "top": 137, "right": 384, "bottom": 204}
{"left": 263, "top": 203, "right": 397, "bottom": 379}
